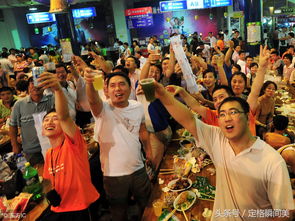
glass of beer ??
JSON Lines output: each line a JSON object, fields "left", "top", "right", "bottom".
{"left": 93, "top": 72, "right": 104, "bottom": 90}
{"left": 153, "top": 200, "right": 163, "bottom": 217}
{"left": 140, "top": 78, "right": 155, "bottom": 102}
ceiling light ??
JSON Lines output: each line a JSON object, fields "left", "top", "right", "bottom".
{"left": 29, "top": 7, "right": 38, "bottom": 11}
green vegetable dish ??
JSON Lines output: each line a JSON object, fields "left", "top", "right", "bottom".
{"left": 192, "top": 176, "right": 215, "bottom": 200}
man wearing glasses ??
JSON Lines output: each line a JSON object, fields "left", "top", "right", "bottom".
{"left": 153, "top": 84, "right": 294, "bottom": 219}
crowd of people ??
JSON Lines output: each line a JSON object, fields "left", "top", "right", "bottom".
{"left": 0, "top": 26, "right": 295, "bottom": 220}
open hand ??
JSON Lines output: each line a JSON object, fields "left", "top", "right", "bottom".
{"left": 84, "top": 67, "right": 96, "bottom": 84}
{"left": 38, "top": 72, "right": 61, "bottom": 91}
{"left": 259, "top": 45, "right": 270, "bottom": 68}
{"left": 136, "top": 84, "right": 144, "bottom": 95}
{"left": 166, "top": 85, "right": 183, "bottom": 96}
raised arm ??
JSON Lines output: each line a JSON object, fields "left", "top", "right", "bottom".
{"left": 38, "top": 72, "right": 77, "bottom": 139}
{"left": 90, "top": 52, "right": 112, "bottom": 74}
{"left": 154, "top": 82, "right": 199, "bottom": 140}
{"left": 191, "top": 55, "right": 208, "bottom": 70}
{"left": 84, "top": 68, "right": 104, "bottom": 117}
{"left": 165, "top": 44, "right": 176, "bottom": 78}
{"left": 166, "top": 85, "right": 207, "bottom": 118}
{"left": 247, "top": 45, "right": 270, "bottom": 113}
{"left": 216, "top": 53, "right": 229, "bottom": 86}
{"left": 139, "top": 55, "right": 151, "bottom": 80}
{"left": 224, "top": 40, "right": 234, "bottom": 67}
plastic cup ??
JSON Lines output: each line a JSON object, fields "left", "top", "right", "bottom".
{"left": 62, "top": 54, "right": 72, "bottom": 63}
{"left": 140, "top": 78, "right": 155, "bottom": 102}
{"left": 93, "top": 73, "right": 104, "bottom": 90}
{"left": 153, "top": 200, "right": 163, "bottom": 217}
{"left": 44, "top": 62, "right": 56, "bottom": 72}
{"left": 150, "top": 53, "right": 161, "bottom": 64}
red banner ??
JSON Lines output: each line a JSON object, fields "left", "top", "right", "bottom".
{"left": 125, "top": 7, "right": 152, "bottom": 16}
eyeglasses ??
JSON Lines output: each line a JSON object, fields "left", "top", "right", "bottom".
{"left": 218, "top": 109, "right": 245, "bottom": 119}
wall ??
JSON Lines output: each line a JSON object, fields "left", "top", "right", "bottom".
{"left": 0, "top": 7, "right": 31, "bottom": 49}
{"left": 111, "top": 0, "right": 130, "bottom": 43}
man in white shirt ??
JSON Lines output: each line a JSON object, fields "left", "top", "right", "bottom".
{"left": 197, "top": 42, "right": 211, "bottom": 63}
{"left": 8, "top": 48, "right": 17, "bottom": 64}
{"left": 85, "top": 71, "right": 152, "bottom": 221}
{"left": 153, "top": 84, "right": 294, "bottom": 220}
{"left": 125, "top": 56, "right": 141, "bottom": 100}
{"left": 147, "top": 37, "right": 155, "bottom": 54}
{"left": 206, "top": 32, "right": 217, "bottom": 48}
{"left": 55, "top": 64, "right": 77, "bottom": 121}
{"left": 237, "top": 50, "right": 246, "bottom": 73}
{"left": 135, "top": 51, "right": 147, "bottom": 69}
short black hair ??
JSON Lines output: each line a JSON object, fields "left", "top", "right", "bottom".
{"left": 16, "top": 80, "right": 29, "bottom": 92}
{"left": 259, "top": 81, "right": 277, "bottom": 96}
{"left": 230, "top": 72, "right": 247, "bottom": 86}
{"left": 112, "top": 65, "right": 129, "bottom": 75}
{"left": 43, "top": 108, "right": 57, "bottom": 121}
{"left": 1, "top": 52, "right": 9, "bottom": 58}
{"left": 250, "top": 62, "right": 258, "bottom": 69}
{"left": 283, "top": 53, "right": 293, "bottom": 62}
{"left": 105, "top": 72, "right": 131, "bottom": 87}
{"left": 271, "top": 51, "right": 279, "bottom": 56}
{"left": 212, "top": 85, "right": 234, "bottom": 97}
{"left": 0, "top": 87, "right": 13, "bottom": 93}
{"left": 245, "top": 55, "right": 253, "bottom": 60}
{"left": 218, "top": 96, "right": 250, "bottom": 115}
{"left": 238, "top": 50, "right": 246, "bottom": 55}
{"left": 203, "top": 69, "right": 217, "bottom": 79}
{"left": 273, "top": 115, "right": 289, "bottom": 131}
{"left": 55, "top": 63, "right": 68, "bottom": 72}
{"left": 28, "top": 76, "right": 34, "bottom": 83}
{"left": 232, "top": 64, "right": 241, "bottom": 72}
{"left": 126, "top": 56, "right": 140, "bottom": 69}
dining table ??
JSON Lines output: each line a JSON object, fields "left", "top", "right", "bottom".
{"left": 142, "top": 138, "right": 216, "bottom": 221}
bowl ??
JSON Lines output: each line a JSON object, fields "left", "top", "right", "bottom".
{"left": 173, "top": 190, "right": 196, "bottom": 211}
{"left": 167, "top": 178, "right": 192, "bottom": 192}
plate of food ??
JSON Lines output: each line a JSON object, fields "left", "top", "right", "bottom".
{"left": 167, "top": 178, "right": 192, "bottom": 192}
{"left": 173, "top": 191, "right": 196, "bottom": 211}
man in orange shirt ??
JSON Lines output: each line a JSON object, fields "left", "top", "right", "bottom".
{"left": 216, "top": 33, "right": 225, "bottom": 52}
{"left": 265, "top": 115, "right": 292, "bottom": 149}
{"left": 39, "top": 72, "right": 99, "bottom": 221}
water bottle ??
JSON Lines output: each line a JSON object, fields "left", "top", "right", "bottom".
{"left": 23, "top": 162, "right": 43, "bottom": 201}
{"left": 16, "top": 153, "right": 27, "bottom": 173}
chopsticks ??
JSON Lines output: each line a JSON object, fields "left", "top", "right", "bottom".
{"left": 159, "top": 168, "right": 174, "bottom": 175}
{"left": 171, "top": 138, "right": 191, "bottom": 141}
{"left": 158, "top": 171, "right": 174, "bottom": 175}
{"left": 160, "top": 168, "right": 174, "bottom": 171}
{"left": 200, "top": 192, "right": 215, "bottom": 199}
{"left": 163, "top": 208, "right": 176, "bottom": 221}
{"left": 199, "top": 198, "right": 215, "bottom": 202}
{"left": 182, "top": 208, "right": 189, "bottom": 221}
